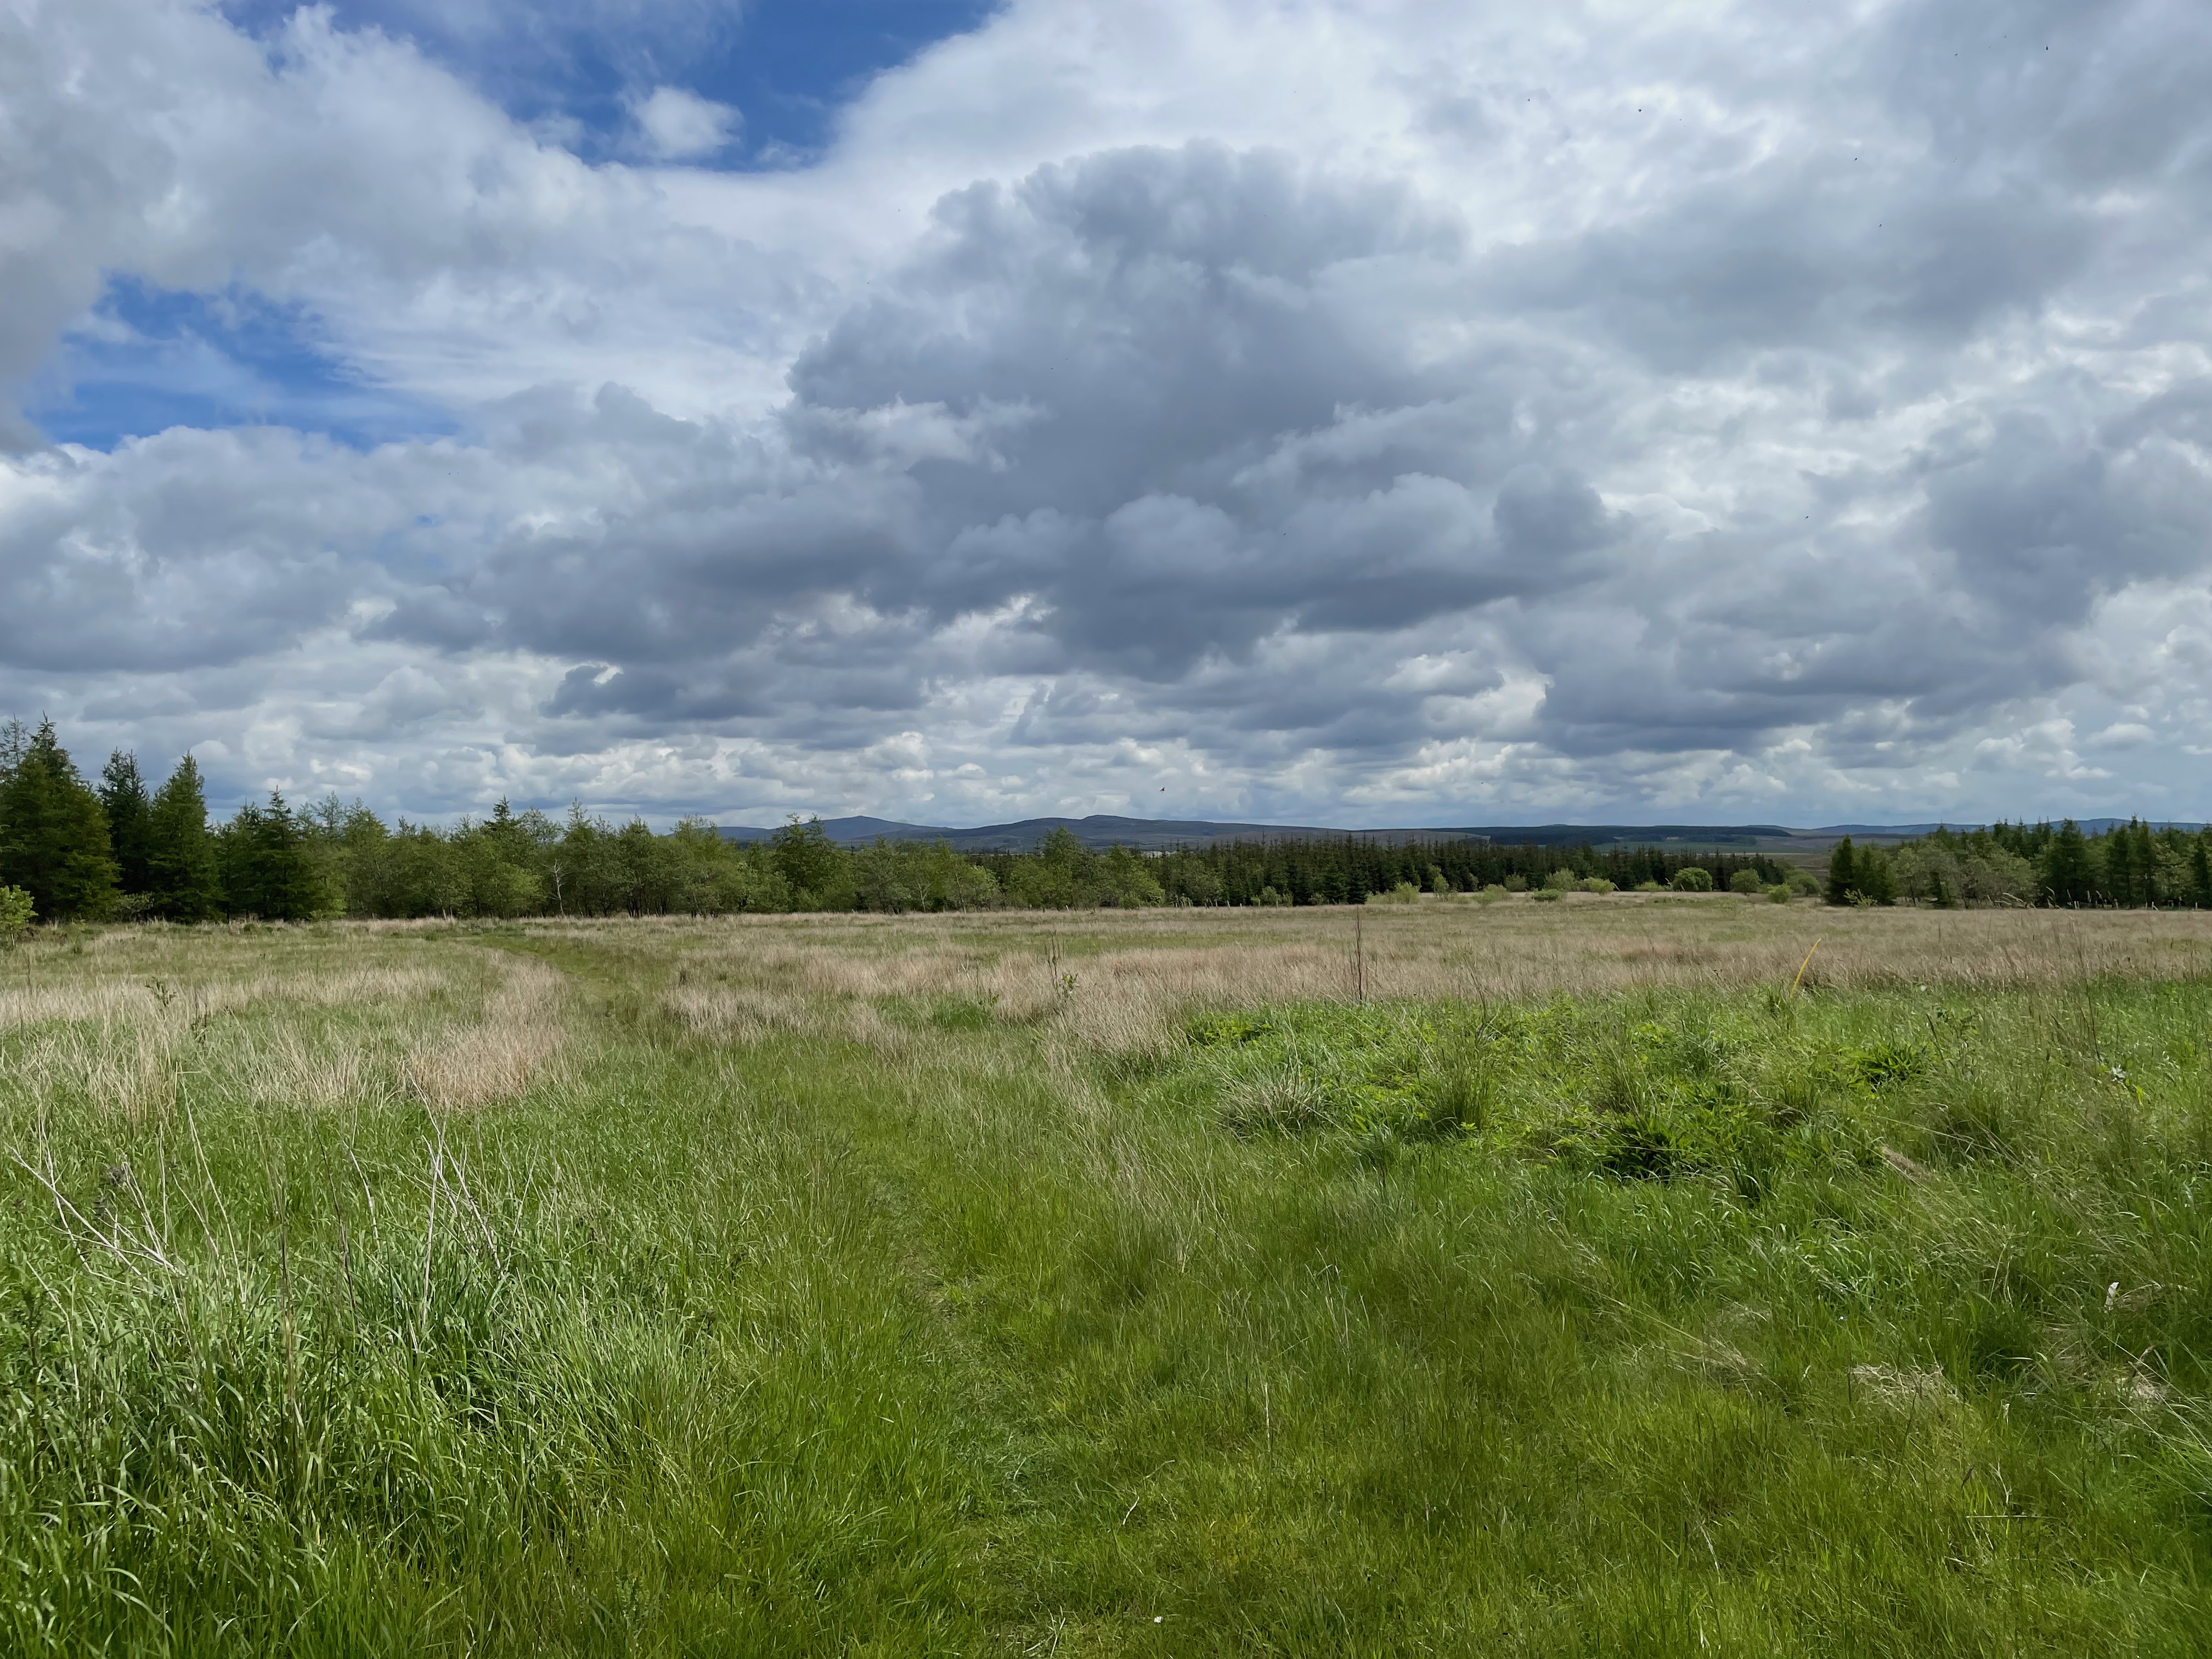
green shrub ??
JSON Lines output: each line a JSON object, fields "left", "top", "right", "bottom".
{"left": 1634, "top": 880, "right": 1665, "bottom": 893}
{"left": 1256, "top": 885, "right": 1291, "bottom": 907}
{"left": 1767, "top": 884, "right": 1792, "bottom": 903}
{"left": 1531, "top": 887, "right": 1564, "bottom": 902}
{"left": 1379, "top": 881, "right": 1421, "bottom": 904}
{"left": 1475, "top": 884, "right": 1508, "bottom": 903}
{"left": 1728, "top": 868, "right": 1765, "bottom": 895}
{"left": 1581, "top": 877, "right": 1616, "bottom": 895}
{"left": 0, "top": 884, "right": 31, "bottom": 941}
{"left": 1669, "top": 866, "right": 1714, "bottom": 892}
{"left": 1501, "top": 874, "right": 1528, "bottom": 893}
{"left": 1542, "top": 870, "right": 1576, "bottom": 892}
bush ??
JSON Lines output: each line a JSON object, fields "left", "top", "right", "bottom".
{"left": 1378, "top": 881, "right": 1421, "bottom": 904}
{"left": 1502, "top": 874, "right": 1528, "bottom": 893}
{"left": 1728, "top": 868, "right": 1765, "bottom": 895}
{"left": 1476, "top": 884, "right": 1509, "bottom": 902}
{"left": 1531, "top": 887, "right": 1564, "bottom": 902}
{"left": 1542, "top": 870, "right": 1577, "bottom": 892}
{"left": 0, "top": 884, "right": 31, "bottom": 941}
{"left": 1257, "top": 885, "right": 1291, "bottom": 907}
{"left": 1767, "top": 884, "right": 1792, "bottom": 904}
{"left": 1581, "top": 877, "right": 1616, "bottom": 895}
{"left": 1669, "top": 867, "right": 1714, "bottom": 893}
{"left": 1634, "top": 880, "right": 1665, "bottom": 893}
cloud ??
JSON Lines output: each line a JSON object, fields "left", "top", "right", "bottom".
{"left": 3, "top": 0, "right": 2212, "bottom": 826}
{"left": 627, "top": 86, "right": 740, "bottom": 161}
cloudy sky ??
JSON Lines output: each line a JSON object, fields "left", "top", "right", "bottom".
{"left": 5, "top": 0, "right": 2211, "bottom": 828}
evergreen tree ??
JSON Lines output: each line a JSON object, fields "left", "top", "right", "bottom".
{"left": 0, "top": 719, "right": 118, "bottom": 919}
{"left": 217, "top": 792, "right": 321, "bottom": 921}
{"left": 1825, "top": 837, "right": 1858, "bottom": 905}
{"left": 145, "top": 755, "right": 221, "bottom": 922}
{"left": 2040, "top": 821, "right": 2095, "bottom": 905}
{"left": 2194, "top": 834, "right": 2212, "bottom": 910}
{"left": 99, "top": 751, "right": 154, "bottom": 897}
{"left": 2101, "top": 823, "right": 2137, "bottom": 906}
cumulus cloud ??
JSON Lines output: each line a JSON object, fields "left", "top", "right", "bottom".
{"left": 628, "top": 86, "right": 740, "bottom": 161}
{"left": 3, "top": 0, "right": 2212, "bottom": 825}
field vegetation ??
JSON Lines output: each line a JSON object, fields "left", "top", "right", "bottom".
{"left": 3, "top": 896, "right": 2210, "bottom": 1652}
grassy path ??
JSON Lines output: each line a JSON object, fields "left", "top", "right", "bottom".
{"left": 506, "top": 928, "right": 2212, "bottom": 1655}
{"left": 1, "top": 919, "right": 2207, "bottom": 1653}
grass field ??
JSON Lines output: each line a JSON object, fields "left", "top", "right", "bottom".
{"left": 3, "top": 895, "right": 2210, "bottom": 1654}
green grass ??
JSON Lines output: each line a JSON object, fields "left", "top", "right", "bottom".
{"left": 1, "top": 919, "right": 2209, "bottom": 1653}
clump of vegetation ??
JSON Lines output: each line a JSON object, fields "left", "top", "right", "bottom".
{"left": 0, "top": 883, "right": 30, "bottom": 943}
{"left": 1669, "top": 866, "right": 1714, "bottom": 892}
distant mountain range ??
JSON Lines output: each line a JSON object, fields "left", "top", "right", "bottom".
{"left": 716, "top": 813, "right": 2198, "bottom": 854}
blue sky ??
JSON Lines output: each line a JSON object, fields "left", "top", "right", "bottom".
{"left": 28, "top": 279, "right": 457, "bottom": 450}
{"left": 31, "top": 2, "right": 1000, "bottom": 453}
{"left": 6, "top": 1, "right": 2212, "bottom": 828}
{"left": 219, "top": 1, "right": 1001, "bottom": 165}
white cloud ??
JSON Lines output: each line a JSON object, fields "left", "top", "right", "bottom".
{"left": 3, "top": 0, "right": 2212, "bottom": 825}
{"left": 628, "top": 85, "right": 740, "bottom": 162}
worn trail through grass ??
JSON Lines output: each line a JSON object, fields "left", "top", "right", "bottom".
{"left": 1, "top": 905, "right": 2209, "bottom": 1653}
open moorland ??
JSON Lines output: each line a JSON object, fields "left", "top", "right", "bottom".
{"left": 3, "top": 895, "right": 2211, "bottom": 1654}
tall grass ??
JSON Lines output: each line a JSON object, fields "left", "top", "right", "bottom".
{"left": 0, "top": 908, "right": 2207, "bottom": 1652}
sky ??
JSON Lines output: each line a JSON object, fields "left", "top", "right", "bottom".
{"left": 4, "top": 1, "right": 2212, "bottom": 828}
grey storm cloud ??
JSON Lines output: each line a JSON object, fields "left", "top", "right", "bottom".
{"left": 5, "top": 0, "right": 2212, "bottom": 822}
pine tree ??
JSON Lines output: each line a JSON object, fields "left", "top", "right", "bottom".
{"left": 2194, "top": 833, "right": 2212, "bottom": 910}
{"left": 145, "top": 755, "right": 221, "bottom": 922}
{"left": 1825, "top": 836, "right": 1857, "bottom": 905}
{"left": 217, "top": 792, "right": 321, "bottom": 921}
{"left": 100, "top": 751, "right": 154, "bottom": 898}
{"left": 2040, "top": 820, "right": 2094, "bottom": 905}
{"left": 0, "top": 720, "right": 118, "bottom": 919}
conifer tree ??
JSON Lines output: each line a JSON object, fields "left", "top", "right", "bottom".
{"left": 145, "top": 755, "right": 221, "bottom": 922}
{"left": 0, "top": 719, "right": 118, "bottom": 919}
{"left": 2040, "top": 820, "right": 2094, "bottom": 905}
{"left": 1825, "top": 836, "right": 1857, "bottom": 905}
{"left": 217, "top": 792, "right": 321, "bottom": 921}
{"left": 99, "top": 751, "right": 154, "bottom": 897}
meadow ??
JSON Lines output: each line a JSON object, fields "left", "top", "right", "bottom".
{"left": 2, "top": 894, "right": 2209, "bottom": 1654}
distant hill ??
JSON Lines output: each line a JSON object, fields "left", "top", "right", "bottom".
{"left": 714, "top": 813, "right": 2200, "bottom": 854}
{"left": 719, "top": 814, "right": 1365, "bottom": 851}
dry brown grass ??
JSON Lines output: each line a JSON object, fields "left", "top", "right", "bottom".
{"left": 0, "top": 966, "right": 454, "bottom": 1033}
{"left": 559, "top": 895, "right": 2212, "bottom": 1054}
{"left": 404, "top": 955, "right": 569, "bottom": 1109}
{"left": 0, "top": 930, "right": 561, "bottom": 1120}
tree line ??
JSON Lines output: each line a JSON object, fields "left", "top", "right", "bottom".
{"left": 0, "top": 719, "right": 1805, "bottom": 924}
{"left": 12, "top": 718, "right": 2207, "bottom": 923}
{"left": 1828, "top": 820, "right": 2212, "bottom": 907}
